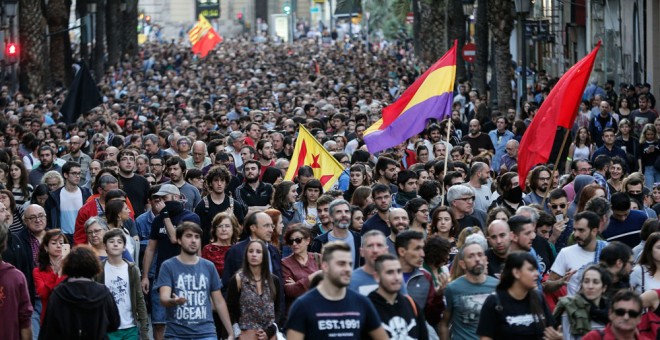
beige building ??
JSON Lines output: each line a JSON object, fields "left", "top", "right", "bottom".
{"left": 139, "top": 0, "right": 331, "bottom": 38}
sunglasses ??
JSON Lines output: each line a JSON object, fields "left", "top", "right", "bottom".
{"left": 550, "top": 203, "right": 567, "bottom": 210}
{"left": 613, "top": 308, "right": 641, "bottom": 318}
{"left": 289, "top": 237, "right": 304, "bottom": 245}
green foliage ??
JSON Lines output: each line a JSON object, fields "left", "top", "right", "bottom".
{"left": 367, "top": 0, "right": 411, "bottom": 39}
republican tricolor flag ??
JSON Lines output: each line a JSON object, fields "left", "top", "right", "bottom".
{"left": 285, "top": 125, "right": 345, "bottom": 191}
{"left": 363, "top": 41, "right": 457, "bottom": 154}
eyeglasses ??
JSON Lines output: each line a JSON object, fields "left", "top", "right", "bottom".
{"left": 26, "top": 214, "right": 47, "bottom": 222}
{"left": 417, "top": 209, "right": 429, "bottom": 214}
{"left": 289, "top": 237, "right": 304, "bottom": 245}
{"left": 86, "top": 229, "right": 104, "bottom": 236}
{"left": 93, "top": 140, "right": 103, "bottom": 144}
{"left": 68, "top": 172, "right": 82, "bottom": 177}
{"left": 613, "top": 308, "right": 641, "bottom": 318}
{"left": 455, "top": 196, "right": 475, "bottom": 202}
{"left": 150, "top": 163, "right": 163, "bottom": 167}
{"left": 550, "top": 203, "right": 567, "bottom": 210}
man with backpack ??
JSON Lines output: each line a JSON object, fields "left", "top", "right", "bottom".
{"left": 194, "top": 166, "right": 246, "bottom": 246}
{"left": 368, "top": 253, "right": 428, "bottom": 339}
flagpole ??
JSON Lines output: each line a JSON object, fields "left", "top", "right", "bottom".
{"left": 440, "top": 118, "right": 452, "bottom": 207}
{"left": 541, "top": 128, "right": 571, "bottom": 207}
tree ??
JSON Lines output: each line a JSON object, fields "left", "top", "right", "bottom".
{"left": 122, "top": 0, "right": 139, "bottom": 61}
{"left": 473, "top": 0, "right": 488, "bottom": 95}
{"left": 46, "top": 0, "right": 73, "bottom": 87}
{"left": 488, "top": 0, "right": 514, "bottom": 111}
{"left": 92, "top": 0, "right": 106, "bottom": 79}
{"left": 19, "top": 0, "right": 48, "bottom": 96}
{"left": 447, "top": 0, "right": 466, "bottom": 81}
{"left": 105, "top": 0, "right": 120, "bottom": 68}
{"left": 415, "top": 0, "right": 448, "bottom": 65}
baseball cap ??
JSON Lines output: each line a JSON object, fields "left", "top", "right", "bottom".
{"left": 154, "top": 184, "right": 180, "bottom": 197}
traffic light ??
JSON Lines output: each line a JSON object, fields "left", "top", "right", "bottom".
{"left": 283, "top": 2, "right": 291, "bottom": 14}
{"left": 6, "top": 42, "right": 17, "bottom": 63}
{"left": 145, "top": 15, "right": 151, "bottom": 24}
{"left": 236, "top": 12, "right": 243, "bottom": 20}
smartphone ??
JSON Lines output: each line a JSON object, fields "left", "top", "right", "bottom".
{"left": 61, "top": 244, "right": 70, "bottom": 258}
{"left": 556, "top": 214, "right": 564, "bottom": 222}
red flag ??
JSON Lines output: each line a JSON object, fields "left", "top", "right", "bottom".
{"left": 519, "top": 41, "right": 601, "bottom": 190}
{"left": 192, "top": 27, "right": 222, "bottom": 58}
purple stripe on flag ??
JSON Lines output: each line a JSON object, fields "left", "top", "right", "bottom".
{"left": 364, "top": 92, "right": 453, "bottom": 153}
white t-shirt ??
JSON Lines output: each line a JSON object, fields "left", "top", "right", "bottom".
{"left": 550, "top": 244, "right": 601, "bottom": 296}
{"left": 104, "top": 261, "right": 135, "bottom": 329}
{"left": 630, "top": 265, "right": 660, "bottom": 294}
{"left": 59, "top": 187, "right": 83, "bottom": 235}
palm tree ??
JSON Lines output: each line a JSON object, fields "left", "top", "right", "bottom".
{"left": 46, "top": 0, "right": 73, "bottom": 87}
{"left": 473, "top": 0, "right": 488, "bottom": 95}
{"left": 19, "top": 0, "right": 48, "bottom": 96}
{"left": 488, "top": 0, "right": 514, "bottom": 111}
{"left": 447, "top": 0, "right": 466, "bottom": 80}
{"left": 416, "top": 0, "right": 448, "bottom": 65}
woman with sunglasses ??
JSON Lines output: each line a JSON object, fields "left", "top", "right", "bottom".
{"left": 477, "top": 251, "right": 561, "bottom": 340}
{"left": 553, "top": 265, "right": 611, "bottom": 339}
{"left": 281, "top": 225, "right": 321, "bottom": 312}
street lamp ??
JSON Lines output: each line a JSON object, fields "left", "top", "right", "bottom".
{"left": 462, "top": 0, "right": 474, "bottom": 17}
{"left": 514, "top": 0, "right": 530, "bottom": 112}
{"left": 462, "top": 0, "right": 474, "bottom": 44}
{"left": 87, "top": 0, "right": 97, "bottom": 67}
{"left": 4, "top": 0, "right": 17, "bottom": 18}
{"left": 87, "top": 0, "right": 97, "bottom": 14}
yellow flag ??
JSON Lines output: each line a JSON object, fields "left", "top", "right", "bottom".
{"left": 285, "top": 125, "right": 345, "bottom": 191}
{"left": 188, "top": 14, "right": 213, "bottom": 46}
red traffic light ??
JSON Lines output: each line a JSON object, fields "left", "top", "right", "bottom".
{"left": 6, "top": 42, "right": 17, "bottom": 56}
{"left": 236, "top": 12, "right": 243, "bottom": 20}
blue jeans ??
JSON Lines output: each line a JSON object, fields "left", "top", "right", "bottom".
{"left": 31, "top": 299, "right": 42, "bottom": 340}
{"left": 645, "top": 166, "right": 660, "bottom": 189}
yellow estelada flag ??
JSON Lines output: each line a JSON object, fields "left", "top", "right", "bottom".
{"left": 188, "top": 14, "right": 213, "bottom": 46}
{"left": 285, "top": 125, "right": 345, "bottom": 191}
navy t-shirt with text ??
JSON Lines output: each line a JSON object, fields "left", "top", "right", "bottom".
{"left": 286, "top": 288, "right": 382, "bottom": 338}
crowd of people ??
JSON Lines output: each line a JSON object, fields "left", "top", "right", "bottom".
{"left": 1, "top": 33, "right": 660, "bottom": 340}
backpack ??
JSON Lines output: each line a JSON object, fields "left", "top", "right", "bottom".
{"left": 202, "top": 194, "right": 235, "bottom": 217}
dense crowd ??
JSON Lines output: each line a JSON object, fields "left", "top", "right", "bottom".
{"left": 1, "top": 34, "right": 660, "bottom": 340}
